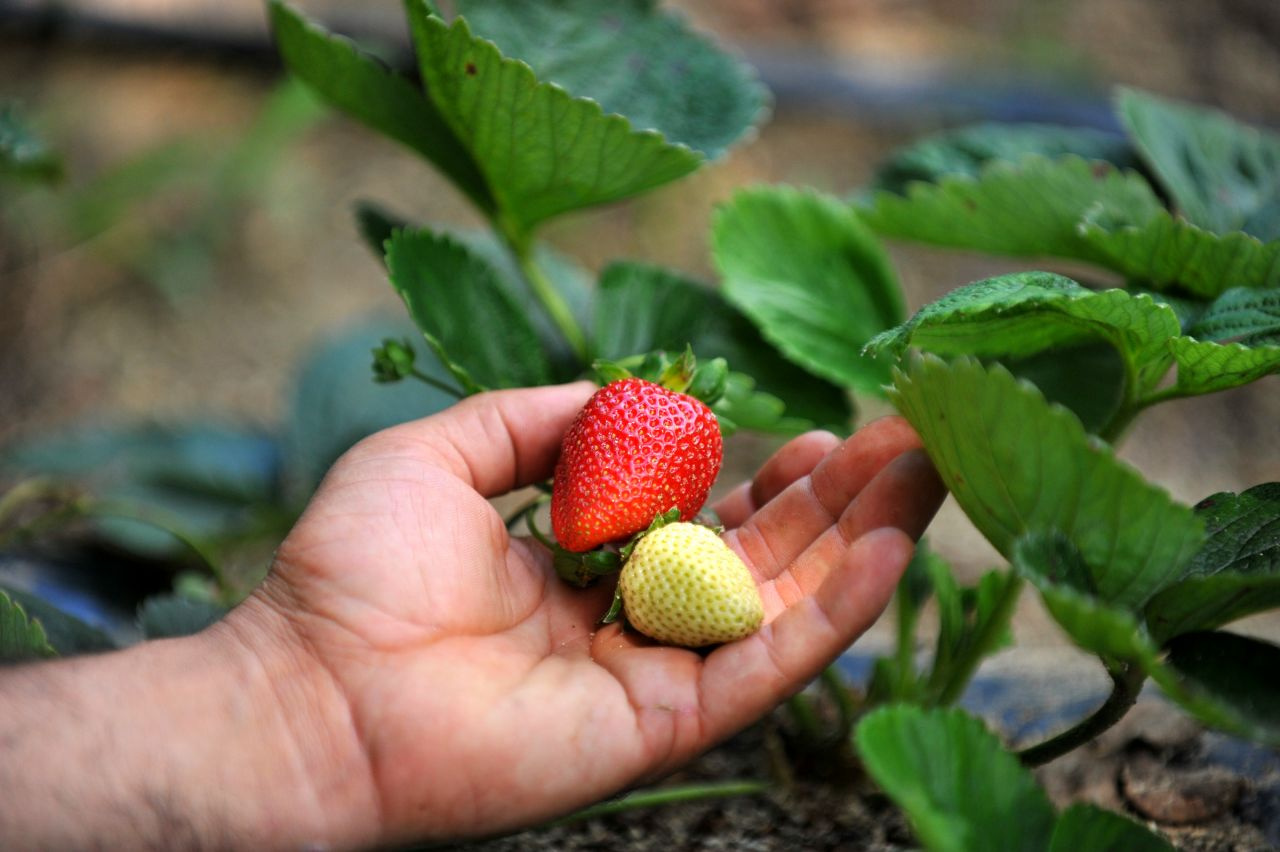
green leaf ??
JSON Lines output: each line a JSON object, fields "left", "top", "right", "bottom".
{"left": 1144, "top": 484, "right": 1280, "bottom": 643}
{"left": 1000, "top": 342, "right": 1127, "bottom": 435}
{"left": 870, "top": 122, "right": 1137, "bottom": 195}
{"left": 0, "top": 590, "right": 57, "bottom": 663}
{"left": 1, "top": 587, "right": 116, "bottom": 656}
{"left": 1168, "top": 335, "right": 1280, "bottom": 396}
{"left": 890, "top": 356, "right": 1204, "bottom": 609}
{"left": 1149, "top": 631, "right": 1280, "bottom": 746}
{"left": 353, "top": 204, "right": 593, "bottom": 382}
{"left": 859, "top": 155, "right": 1163, "bottom": 264}
{"left": 1117, "top": 87, "right": 1280, "bottom": 239}
{"left": 385, "top": 228, "right": 554, "bottom": 390}
{"left": 1049, "top": 803, "right": 1172, "bottom": 852}
{"left": 3, "top": 426, "right": 283, "bottom": 559}
{"left": 283, "top": 316, "right": 459, "bottom": 496}
{"left": 593, "top": 262, "right": 852, "bottom": 431}
{"left": 0, "top": 103, "right": 62, "bottom": 184}
{"left": 1010, "top": 534, "right": 1161, "bottom": 664}
{"left": 867, "top": 272, "right": 1181, "bottom": 402}
{"left": 712, "top": 186, "right": 904, "bottom": 396}
{"left": 138, "top": 594, "right": 228, "bottom": 639}
{"left": 855, "top": 706, "right": 1057, "bottom": 852}
{"left": 446, "top": 230, "right": 593, "bottom": 383}
{"left": 455, "top": 0, "right": 767, "bottom": 159}
{"left": 268, "top": 1, "right": 492, "bottom": 213}
{"left": 712, "top": 373, "right": 811, "bottom": 436}
{"left": 1079, "top": 209, "right": 1280, "bottom": 298}
{"left": 407, "top": 2, "right": 701, "bottom": 239}
{"left": 1185, "top": 287, "right": 1280, "bottom": 344}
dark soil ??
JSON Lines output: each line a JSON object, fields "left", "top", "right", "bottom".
{"left": 444, "top": 698, "right": 1280, "bottom": 852}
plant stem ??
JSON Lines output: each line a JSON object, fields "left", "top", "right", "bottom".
{"left": 84, "top": 499, "right": 234, "bottom": 599}
{"left": 892, "top": 585, "right": 920, "bottom": 701}
{"left": 932, "top": 575, "right": 1024, "bottom": 707}
{"left": 1016, "top": 662, "right": 1147, "bottom": 766}
{"left": 820, "top": 666, "right": 858, "bottom": 738}
{"left": 510, "top": 237, "right": 588, "bottom": 363}
{"left": 785, "top": 693, "right": 825, "bottom": 744}
{"left": 409, "top": 366, "right": 465, "bottom": 399}
{"left": 549, "top": 780, "right": 769, "bottom": 826}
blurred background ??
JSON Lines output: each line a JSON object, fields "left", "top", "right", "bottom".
{"left": 1, "top": 0, "right": 1279, "bottom": 644}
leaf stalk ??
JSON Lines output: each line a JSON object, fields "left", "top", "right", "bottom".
{"left": 1016, "top": 661, "right": 1147, "bottom": 766}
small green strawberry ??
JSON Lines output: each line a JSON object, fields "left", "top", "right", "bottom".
{"left": 618, "top": 522, "right": 764, "bottom": 648}
{"left": 551, "top": 377, "right": 722, "bottom": 553}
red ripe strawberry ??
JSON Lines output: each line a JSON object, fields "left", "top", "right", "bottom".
{"left": 551, "top": 377, "right": 723, "bottom": 553}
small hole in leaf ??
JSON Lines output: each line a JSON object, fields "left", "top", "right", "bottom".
{"left": 465, "top": 62, "right": 477, "bottom": 76}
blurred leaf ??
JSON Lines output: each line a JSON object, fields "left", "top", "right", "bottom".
{"left": 867, "top": 273, "right": 1180, "bottom": 402}
{"left": 355, "top": 200, "right": 410, "bottom": 260}
{"left": 713, "top": 186, "right": 904, "bottom": 396}
{"left": 0, "top": 103, "right": 63, "bottom": 184}
{"left": 890, "top": 356, "right": 1204, "bottom": 609}
{"left": 871, "top": 122, "right": 1136, "bottom": 195}
{"left": 0, "top": 590, "right": 56, "bottom": 663}
{"left": 385, "top": 228, "right": 553, "bottom": 390}
{"left": 269, "top": 0, "right": 494, "bottom": 213}
{"left": 711, "top": 372, "right": 810, "bottom": 436}
{"left": 138, "top": 594, "right": 228, "bottom": 639}
{"left": 283, "top": 315, "right": 458, "bottom": 496}
{"left": 1, "top": 586, "right": 116, "bottom": 655}
{"left": 1048, "top": 803, "right": 1173, "bottom": 852}
{"left": 63, "top": 142, "right": 200, "bottom": 240}
{"left": 456, "top": 0, "right": 767, "bottom": 159}
{"left": 1117, "top": 88, "right": 1280, "bottom": 239}
{"left": 1145, "top": 484, "right": 1280, "bottom": 643}
{"left": 3, "top": 426, "right": 282, "bottom": 560}
{"left": 1185, "top": 287, "right": 1280, "bottom": 345}
{"left": 855, "top": 705, "right": 1056, "bottom": 852}
{"left": 1080, "top": 209, "right": 1280, "bottom": 298}
{"left": 593, "top": 262, "right": 851, "bottom": 431}
{"left": 408, "top": 1, "right": 701, "bottom": 239}
{"left": 1150, "top": 631, "right": 1280, "bottom": 746}
{"left": 859, "top": 155, "right": 1163, "bottom": 264}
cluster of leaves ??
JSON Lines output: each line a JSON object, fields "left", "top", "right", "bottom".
{"left": 271, "top": 2, "right": 1280, "bottom": 845}
{"left": 271, "top": 0, "right": 904, "bottom": 438}
{"left": 846, "top": 90, "right": 1280, "bottom": 847}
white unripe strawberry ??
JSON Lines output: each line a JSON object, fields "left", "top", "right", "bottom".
{"left": 619, "top": 522, "right": 765, "bottom": 648}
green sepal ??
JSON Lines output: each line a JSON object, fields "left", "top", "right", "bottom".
{"left": 656, "top": 345, "right": 697, "bottom": 394}
{"left": 522, "top": 499, "right": 623, "bottom": 587}
{"left": 592, "top": 359, "right": 634, "bottom": 385}
{"left": 687, "top": 357, "right": 729, "bottom": 406}
{"left": 601, "top": 588, "right": 624, "bottom": 625}
{"left": 619, "top": 507, "right": 682, "bottom": 562}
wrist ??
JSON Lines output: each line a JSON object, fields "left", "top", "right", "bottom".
{"left": 0, "top": 585, "right": 379, "bottom": 851}
{"left": 208, "top": 581, "right": 381, "bottom": 850}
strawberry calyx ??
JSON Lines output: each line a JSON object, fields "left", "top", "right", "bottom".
{"left": 592, "top": 346, "right": 729, "bottom": 408}
{"left": 525, "top": 500, "right": 723, "bottom": 601}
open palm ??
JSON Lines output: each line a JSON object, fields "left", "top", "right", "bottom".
{"left": 253, "top": 383, "right": 944, "bottom": 847}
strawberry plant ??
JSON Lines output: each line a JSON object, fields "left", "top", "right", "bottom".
{"left": 264, "top": 1, "right": 1280, "bottom": 846}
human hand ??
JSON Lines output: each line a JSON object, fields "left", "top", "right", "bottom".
{"left": 0, "top": 382, "right": 944, "bottom": 851}
{"left": 231, "top": 382, "right": 945, "bottom": 847}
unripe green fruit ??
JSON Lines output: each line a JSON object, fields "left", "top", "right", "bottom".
{"left": 619, "top": 522, "right": 764, "bottom": 648}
